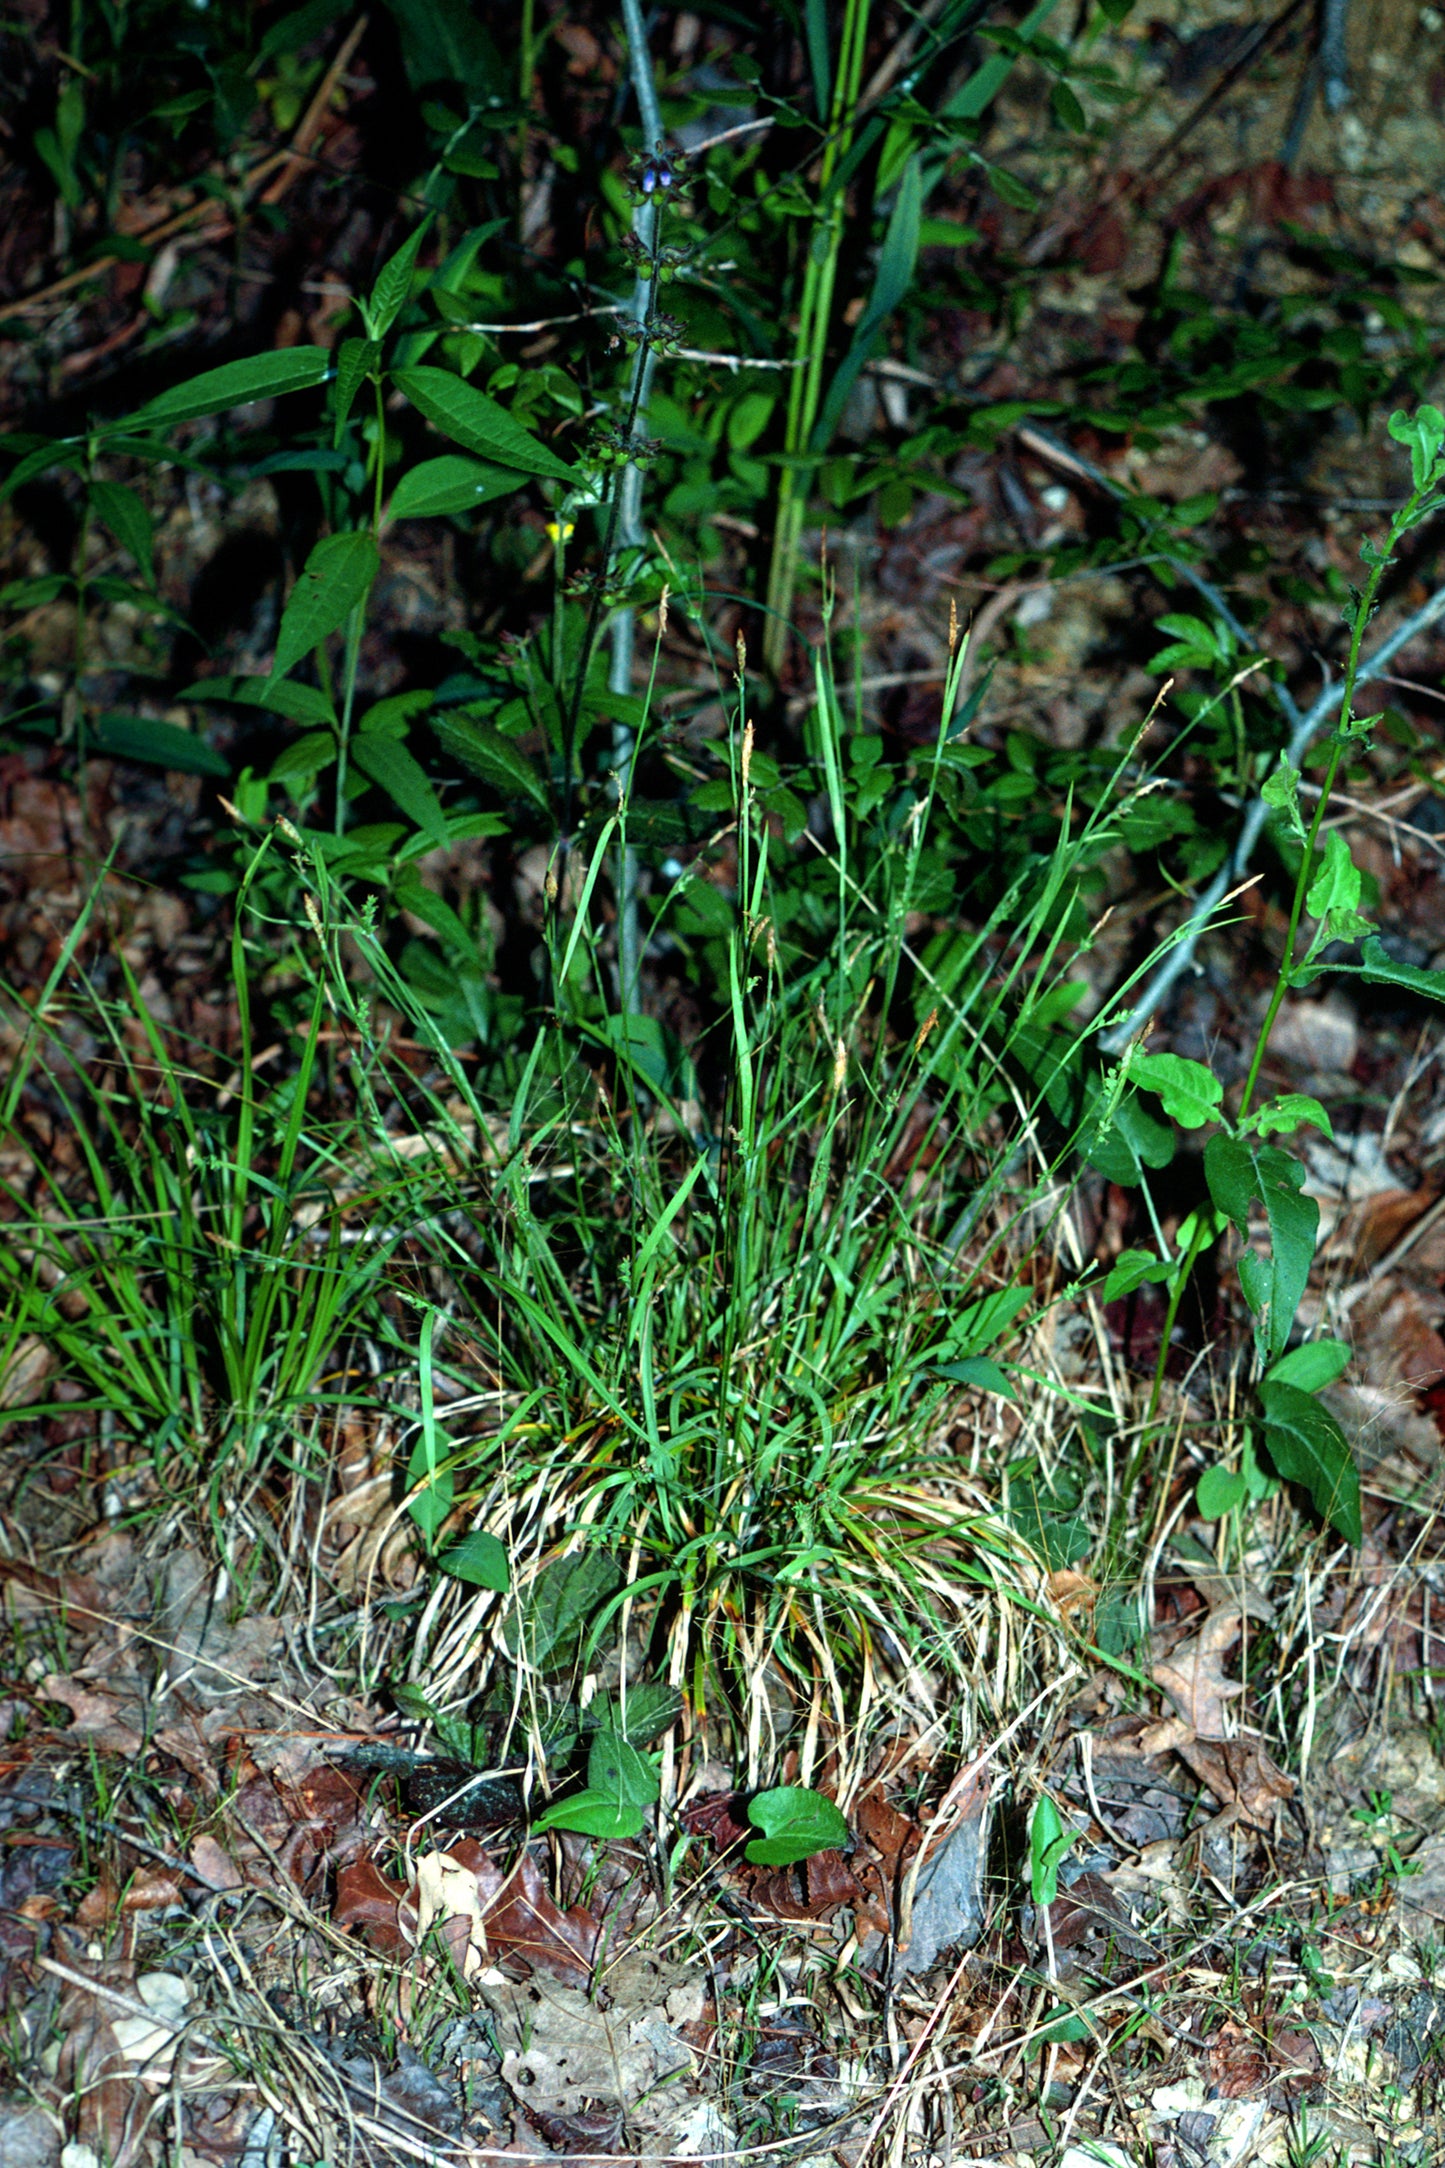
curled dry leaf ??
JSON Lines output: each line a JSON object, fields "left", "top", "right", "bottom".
{"left": 1048, "top": 1569, "right": 1098, "bottom": 1626}
{"left": 334, "top": 1855, "right": 412, "bottom": 1956}
{"left": 40, "top": 1677, "right": 145, "bottom": 1757}
{"left": 1150, "top": 1609, "right": 1245, "bottom": 1741}
{"left": 0, "top": 1334, "right": 57, "bottom": 1409}
{"left": 1172, "top": 1735, "right": 1295, "bottom": 1822}
{"left": 335, "top": 1841, "right": 602, "bottom": 1983}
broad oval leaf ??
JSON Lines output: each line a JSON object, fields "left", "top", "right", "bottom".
{"left": 586, "top": 1727, "right": 659, "bottom": 1811}
{"left": 1204, "top": 1134, "right": 1318, "bottom": 1357}
{"left": 1265, "top": 1338, "right": 1351, "bottom": 1394}
{"left": 393, "top": 365, "right": 578, "bottom": 483}
{"left": 272, "top": 531, "right": 379, "bottom": 681}
{"left": 121, "top": 346, "right": 331, "bottom": 432}
{"left": 1196, "top": 1464, "right": 1248, "bottom": 1519}
{"left": 1258, "top": 1379, "right": 1362, "bottom": 1545}
{"left": 1087, "top": 1091, "right": 1176, "bottom": 1187}
{"left": 531, "top": 1790, "right": 645, "bottom": 1841}
{"left": 1102, "top": 1249, "right": 1174, "bottom": 1301}
{"left": 388, "top": 454, "right": 524, "bottom": 522}
{"left": 1250, "top": 1092, "right": 1333, "bottom": 1141}
{"left": 745, "top": 1786, "right": 850, "bottom": 1866}
{"left": 1130, "top": 1051, "right": 1222, "bottom": 1130}
{"left": 435, "top": 1529, "right": 510, "bottom": 1591}
{"left": 501, "top": 1548, "right": 622, "bottom": 1668}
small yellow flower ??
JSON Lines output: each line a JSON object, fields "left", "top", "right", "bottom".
{"left": 546, "top": 519, "right": 575, "bottom": 544}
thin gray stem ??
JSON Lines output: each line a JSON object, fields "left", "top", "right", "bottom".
{"left": 1101, "top": 578, "right": 1445, "bottom": 1052}
{"left": 613, "top": 0, "right": 664, "bottom": 1019}
{"left": 1320, "top": 0, "right": 1351, "bottom": 113}
{"left": 1015, "top": 426, "right": 1445, "bottom": 1054}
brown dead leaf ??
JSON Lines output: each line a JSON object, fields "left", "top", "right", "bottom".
{"left": 1207, "top": 2016, "right": 1270, "bottom": 2097}
{"left": 189, "top": 1834, "right": 245, "bottom": 1894}
{"left": 1341, "top": 1186, "right": 1440, "bottom": 1272}
{"left": 1150, "top": 1610, "right": 1245, "bottom": 1740}
{"left": 1173, "top": 1735, "right": 1295, "bottom": 1821}
{"left": 0, "top": 1335, "right": 57, "bottom": 1408}
{"left": 743, "top": 1847, "right": 862, "bottom": 1924}
{"left": 1048, "top": 1569, "right": 1097, "bottom": 1626}
{"left": 40, "top": 1677, "right": 145, "bottom": 1757}
{"left": 427, "top": 1839, "right": 601, "bottom": 1984}
{"left": 334, "top": 1854, "right": 412, "bottom": 1955}
{"left": 76, "top": 1866, "right": 186, "bottom": 1927}
{"left": 53, "top": 1963, "right": 144, "bottom": 2168}
{"left": 1354, "top": 1280, "right": 1445, "bottom": 1396}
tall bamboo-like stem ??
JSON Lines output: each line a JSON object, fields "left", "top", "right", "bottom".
{"left": 610, "top": 0, "right": 661, "bottom": 1017}
{"left": 761, "top": 0, "right": 874, "bottom": 680}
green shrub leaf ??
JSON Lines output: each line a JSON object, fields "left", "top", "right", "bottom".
{"left": 271, "top": 531, "right": 379, "bottom": 680}
{"left": 88, "top": 481, "right": 155, "bottom": 587}
{"left": 351, "top": 732, "right": 449, "bottom": 847}
{"left": 91, "top": 712, "right": 229, "bottom": 777}
{"left": 435, "top": 1530, "right": 509, "bottom": 1591}
{"left": 388, "top": 455, "right": 522, "bottom": 521}
{"left": 1357, "top": 936, "right": 1445, "bottom": 1004}
{"left": 745, "top": 1786, "right": 850, "bottom": 1866}
{"left": 1258, "top": 1379, "right": 1362, "bottom": 1545}
{"left": 433, "top": 711, "right": 550, "bottom": 809}
{"left": 1130, "top": 1052, "right": 1222, "bottom": 1129}
{"left": 121, "top": 347, "right": 331, "bottom": 431}
{"left": 366, "top": 215, "right": 433, "bottom": 339}
{"left": 1204, "top": 1134, "right": 1318, "bottom": 1356}
{"left": 394, "top": 365, "right": 578, "bottom": 482}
